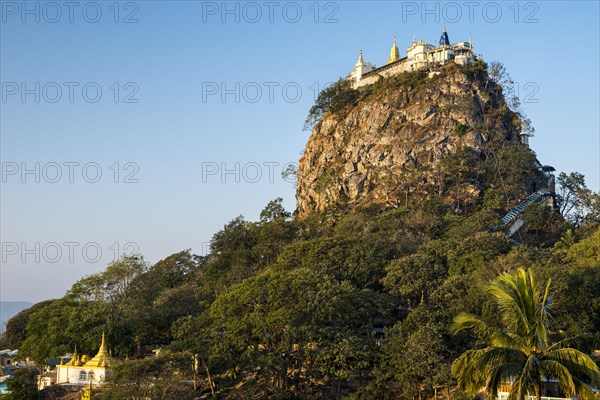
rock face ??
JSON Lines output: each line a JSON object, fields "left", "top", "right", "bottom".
{"left": 296, "top": 63, "right": 521, "bottom": 217}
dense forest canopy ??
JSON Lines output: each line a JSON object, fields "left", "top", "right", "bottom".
{"left": 3, "top": 189, "right": 598, "bottom": 399}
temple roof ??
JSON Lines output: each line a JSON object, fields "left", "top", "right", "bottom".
{"left": 65, "top": 348, "right": 83, "bottom": 367}
{"left": 84, "top": 333, "right": 111, "bottom": 368}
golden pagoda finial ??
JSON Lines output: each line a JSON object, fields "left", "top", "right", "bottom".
{"left": 388, "top": 34, "right": 400, "bottom": 64}
{"left": 357, "top": 49, "right": 363, "bottom": 63}
{"left": 97, "top": 331, "right": 108, "bottom": 358}
{"left": 74, "top": 354, "right": 83, "bottom": 367}
{"left": 67, "top": 347, "right": 79, "bottom": 366}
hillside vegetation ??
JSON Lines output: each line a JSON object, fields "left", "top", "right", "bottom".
{"left": 2, "top": 62, "right": 599, "bottom": 400}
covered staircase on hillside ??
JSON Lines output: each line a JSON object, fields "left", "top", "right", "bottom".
{"left": 500, "top": 161, "right": 557, "bottom": 237}
{"left": 501, "top": 189, "right": 554, "bottom": 236}
{"left": 501, "top": 189, "right": 549, "bottom": 225}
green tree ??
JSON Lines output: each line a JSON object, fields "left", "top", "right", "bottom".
{"left": 315, "top": 333, "right": 375, "bottom": 398}
{"left": 304, "top": 79, "right": 358, "bottom": 131}
{"left": 254, "top": 200, "right": 297, "bottom": 268}
{"left": 209, "top": 268, "right": 392, "bottom": 394}
{"left": 451, "top": 268, "right": 600, "bottom": 400}
{"left": 523, "top": 203, "right": 552, "bottom": 234}
{"left": 123, "top": 250, "right": 203, "bottom": 348}
{"left": 19, "top": 255, "right": 149, "bottom": 361}
{"left": 396, "top": 324, "right": 451, "bottom": 400}
{"left": 382, "top": 247, "right": 447, "bottom": 307}
{"left": 481, "top": 141, "right": 540, "bottom": 209}
{"left": 2, "top": 366, "right": 38, "bottom": 400}
{"left": 2, "top": 300, "right": 54, "bottom": 349}
{"left": 522, "top": 202, "right": 563, "bottom": 245}
{"left": 274, "top": 235, "right": 395, "bottom": 290}
{"left": 94, "top": 353, "right": 196, "bottom": 400}
{"left": 260, "top": 198, "right": 291, "bottom": 223}
{"left": 447, "top": 232, "right": 513, "bottom": 276}
{"left": 564, "top": 227, "right": 600, "bottom": 267}
{"left": 20, "top": 297, "right": 106, "bottom": 363}
{"left": 557, "top": 172, "right": 600, "bottom": 226}
{"left": 202, "top": 216, "right": 261, "bottom": 294}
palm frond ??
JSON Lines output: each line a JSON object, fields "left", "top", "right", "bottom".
{"left": 507, "top": 372, "right": 529, "bottom": 400}
{"left": 487, "top": 278, "right": 528, "bottom": 335}
{"left": 546, "top": 333, "right": 594, "bottom": 352}
{"left": 452, "top": 313, "right": 517, "bottom": 348}
{"left": 540, "top": 359, "right": 575, "bottom": 398}
{"left": 475, "top": 347, "right": 527, "bottom": 375}
{"left": 452, "top": 313, "right": 489, "bottom": 335}
{"left": 487, "top": 362, "right": 523, "bottom": 400}
{"left": 572, "top": 375, "right": 599, "bottom": 400}
{"left": 452, "top": 348, "right": 488, "bottom": 396}
{"left": 546, "top": 347, "right": 600, "bottom": 386}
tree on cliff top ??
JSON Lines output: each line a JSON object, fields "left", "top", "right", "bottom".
{"left": 303, "top": 79, "right": 357, "bottom": 131}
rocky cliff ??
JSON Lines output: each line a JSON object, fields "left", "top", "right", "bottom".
{"left": 296, "top": 62, "right": 529, "bottom": 218}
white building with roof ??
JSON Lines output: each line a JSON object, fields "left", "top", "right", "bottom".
{"left": 348, "top": 26, "right": 476, "bottom": 88}
{"left": 55, "top": 333, "right": 111, "bottom": 387}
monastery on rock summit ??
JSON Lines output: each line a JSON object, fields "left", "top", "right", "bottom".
{"left": 348, "top": 26, "right": 476, "bottom": 88}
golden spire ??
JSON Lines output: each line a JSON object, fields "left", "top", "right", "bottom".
{"left": 357, "top": 49, "right": 364, "bottom": 64}
{"left": 67, "top": 347, "right": 83, "bottom": 366}
{"left": 100, "top": 332, "right": 107, "bottom": 352}
{"left": 469, "top": 33, "right": 473, "bottom": 49}
{"left": 388, "top": 34, "right": 400, "bottom": 64}
{"left": 84, "top": 332, "right": 111, "bottom": 368}
{"left": 413, "top": 34, "right": 416, "bottom": 44}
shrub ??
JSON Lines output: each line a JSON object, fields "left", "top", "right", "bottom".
{"left": 304, "top": 79, "right": 358, "bottom": 131}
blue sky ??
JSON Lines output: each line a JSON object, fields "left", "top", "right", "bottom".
{"left": 1, "top": 1, "right": 599, "bottom": 303}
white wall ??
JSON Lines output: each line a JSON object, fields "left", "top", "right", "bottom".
{"left": 56, "top": 366, "right": 106, "bottom": 386}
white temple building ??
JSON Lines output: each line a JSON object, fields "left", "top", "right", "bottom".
{"left": 55, "top": 333, "right": 111, "bottom": 387}
{"left": 348, "top": 26, "right": 476, "bottom": 88}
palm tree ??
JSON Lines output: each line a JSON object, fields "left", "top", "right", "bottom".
{"left": 451, "top": 268, "right": 600, "bottom": 400}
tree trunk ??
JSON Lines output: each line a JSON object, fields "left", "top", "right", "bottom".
{"left": 193, "top": 354, "right": 198, "bottom": 392}
{"left": 534, "top": 382, "right": 542, "bottom": 400}
{"left": 281, "top": 362, "right": 288, "bottom": 390}
{"left": 434, "top": 386, "right": 437, "bottom": 400}
{"left": 203, "top": 358, "right": 215, "bottom": 397}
